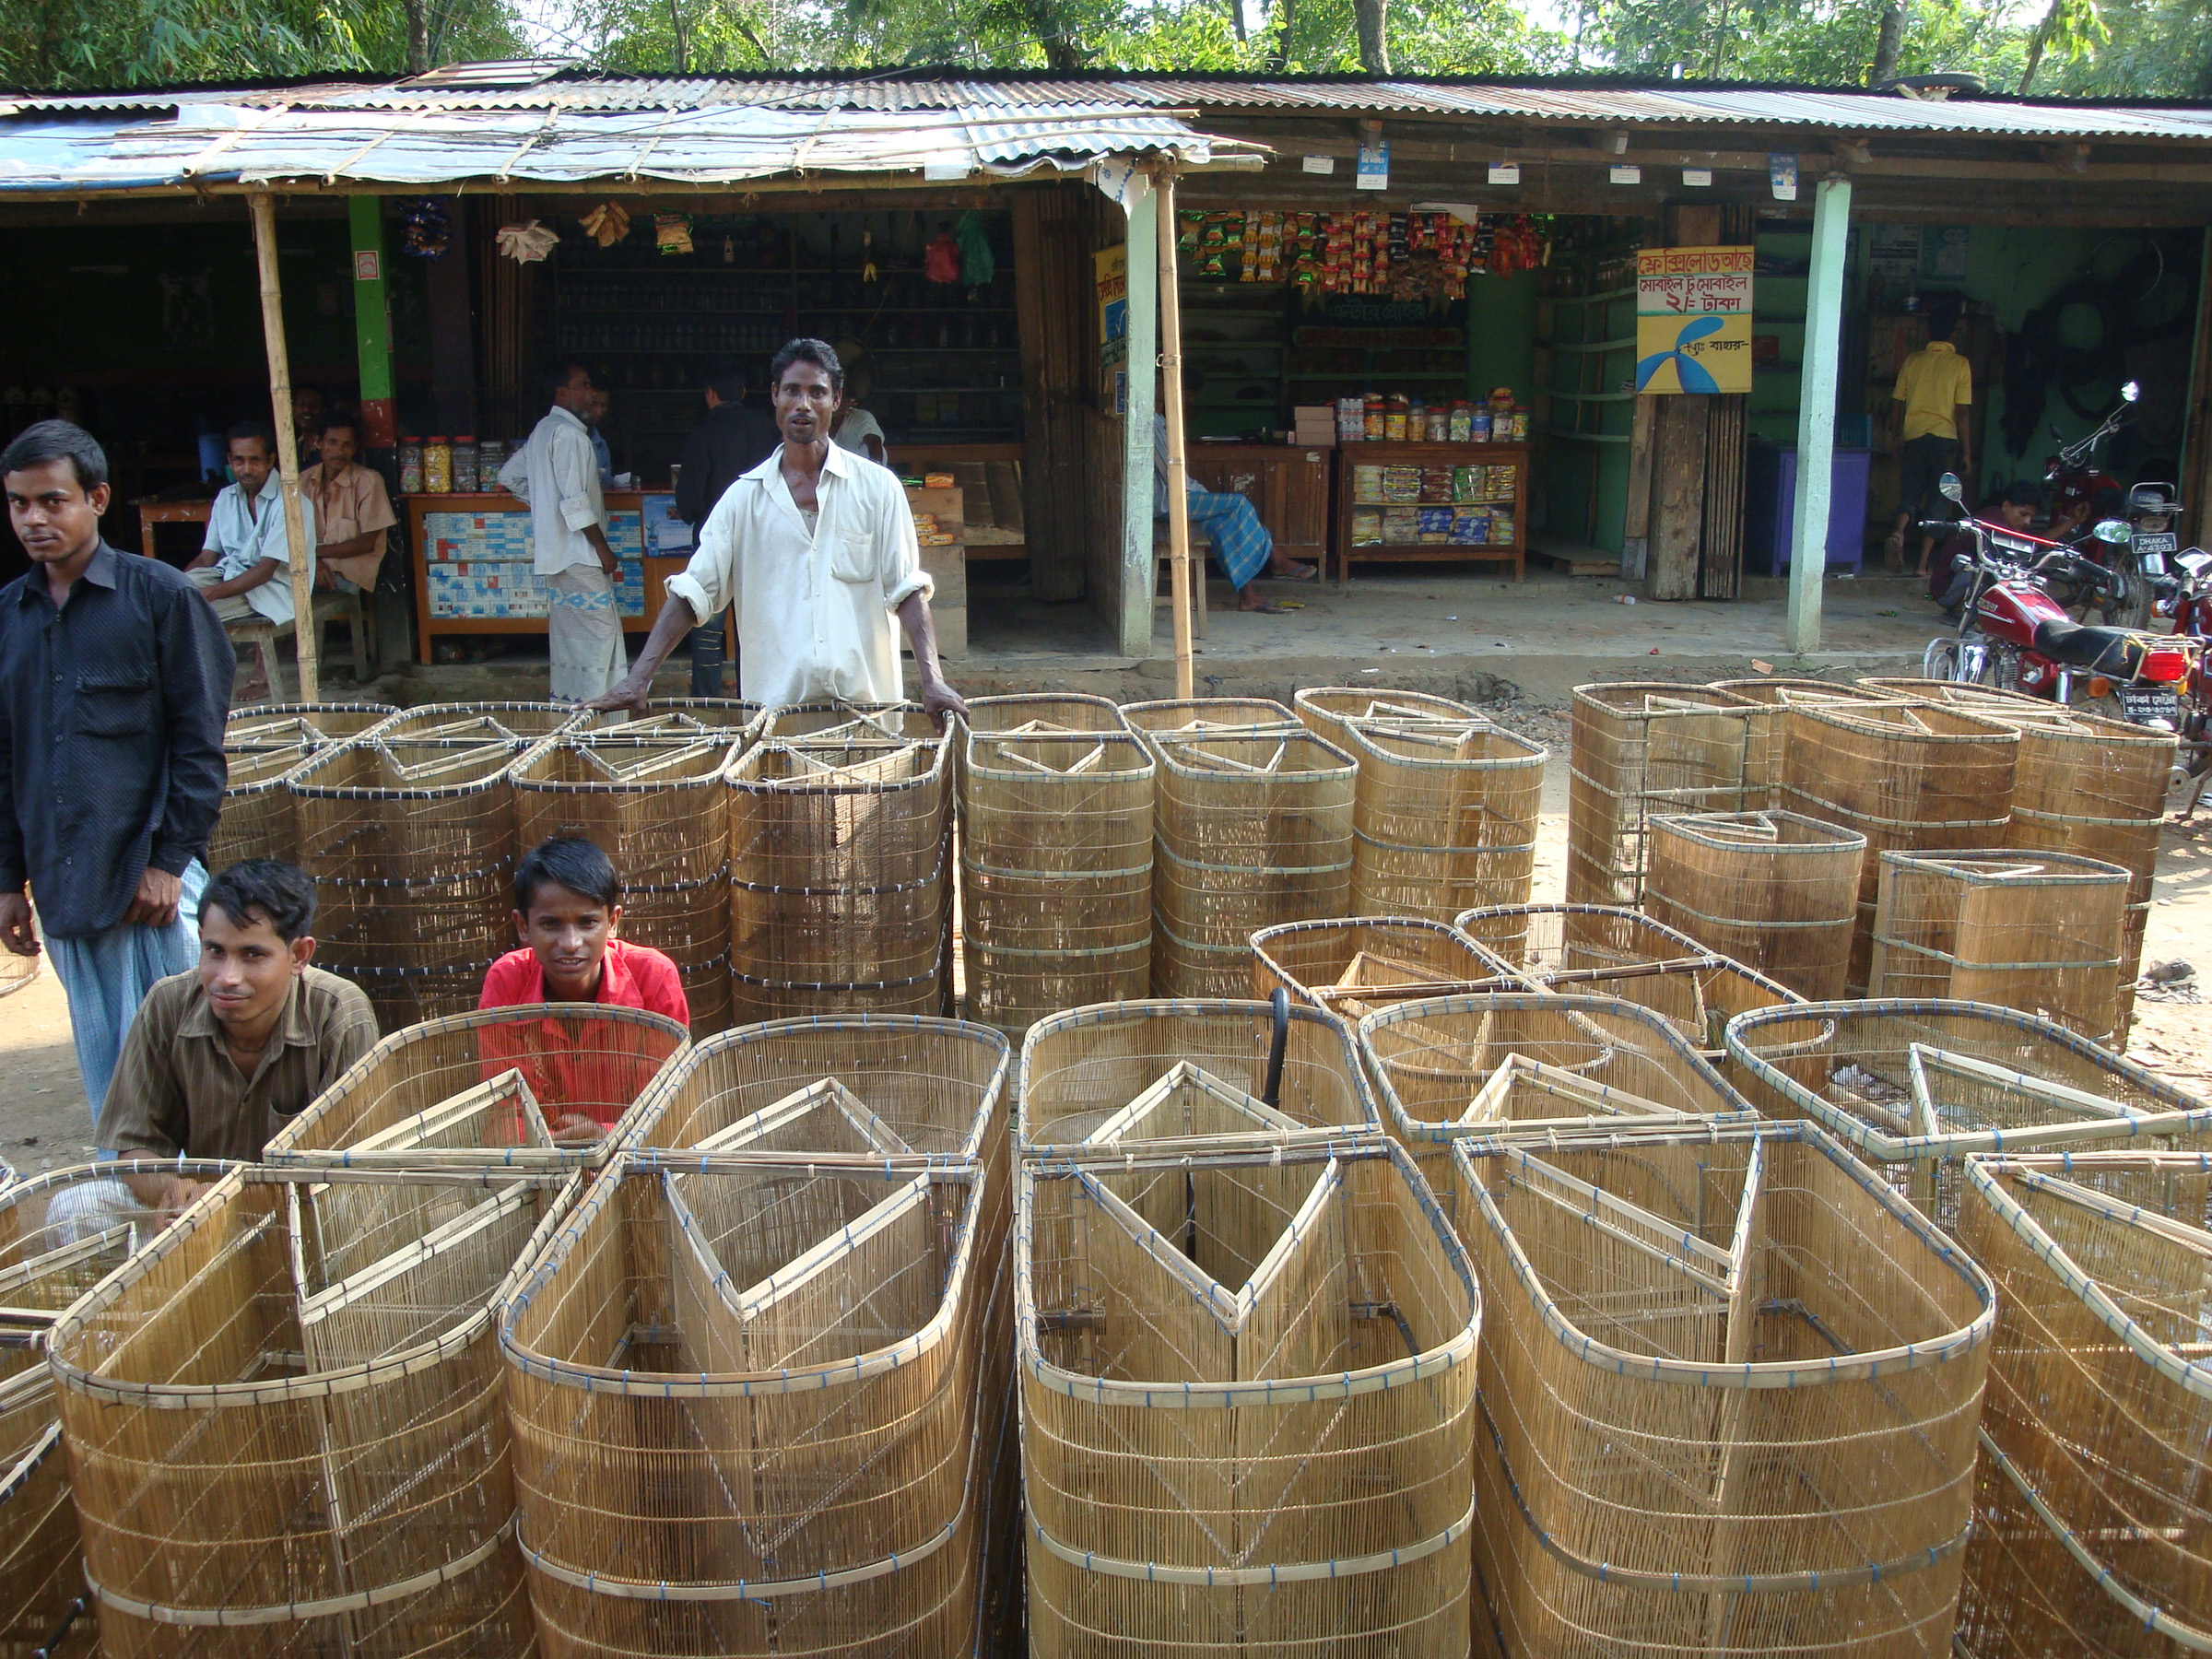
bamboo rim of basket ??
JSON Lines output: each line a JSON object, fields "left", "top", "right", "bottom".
{"left": 1343, "top": 721, "right": 1546, "bottom": 772}
{"left": 0, "top": 1158, "right": 241, "bottom": 1314}
{"left": 1783, "top": 700, "right": 2021, "bottom": 743}
{"left": 1644, "top": 809, "right": 1869, "bottom": 854}
{"left": 961, "top": 730, "right": 1155, "bottom": 782}
{"left": 1455, "top": 1124, "right": 1994, "bottom": 1385}
{"left": 1708, "top": 677, "right": 1903, "bottom": 705}
{"left": 286, "top": 734, "right": 531, "bottom": 800}
{"left": 377, "top": 700, "right": 579, "bottom": 730}
{"left": 1121, "top": 697, "right": 1300, "bottom": 735}
{"left": 961, "top": 691, "right": 1129, "bottom": 734}
{"left": 1025, "top": 1493, "right": 1476, "bottom": 1588}
{"left": 1875, "top": 847, "right": 2135, "bottom": 888}
{"left": 1571, "top": 682, "right": 1756, "bottom": 712}
{"left": 0, "top": 1421, "right": 61, "bottom": 1514}
{"left": 1016, "top": 1138, "right": 1477, "bottom": 1407}
{"left": 1449, "top": 904, "right": 1805, "bottom": 1006}
{"left": 51, "top": 1166, "right": 577, "bottom": 1408}
{"left": 1148, "top": 729, "right": 1358, "bottom": 782}
{"left": 1294, "top": 686, "right": 1485, "bottom": 722}
{"left": 1250, "top": 916, "right": 1500, "bottom": 1006}
{"left": 730, "top": 739, "right": 949, "bottom": 796}
{"left": 509, "top": 733, "right": 746, "bottom": 792}
{"left": 1725, "top": 998, "right": 2211, "bottom": 1160}
{"left": 498, "top": 1155, "right": 984, "bottom": 1397}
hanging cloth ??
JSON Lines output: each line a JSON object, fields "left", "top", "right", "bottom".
{"left": 956, "top": 212, "right": 995, "bottom": 287}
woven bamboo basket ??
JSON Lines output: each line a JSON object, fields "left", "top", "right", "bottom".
{"left": 1868, "top": 849, "right": 2131, "bottom": 1045}
{"left": 1452, "top": 1121, "right": 1994, "bottom": 1659}
{"left": 1147, "top": 731, "right": 1357, "bottom": 998}
{"left": 960, "top": 726, "right": 1154, "bottom": 1036}
{"left": 372, "top": 700, "right": 580, "bottom": 742}
{"left": 727, "top": 709, "right": 954, "bottom": 1022}
{"left": 1566, "top": 684, "right": 1761, "bottom": 906}
{"left": 500, "top": 1151, "right": 995, "bottom": 1658}
{"left": 1018, "top": 1136, "right": 1479, "bottom": 1657}
{"left": 1642, "top": 810, "right": 1867, "bottom": 1003}
{"left": 511, "top": 721, "right": 752, "bottom": 1040}
{"left": 1707, "top": 677, "right": 1908, "bottom": 809}
{"left": 1778, "top": 701, "right": 2021, "bottom": 992}
{"left": 263, "top": 1003, "right": 689, "bottom": 1172}
{"left": 287, "top": 723, "right": 541, "bottom": 1027}
{"left": 1454, "top": 902, "right": 1803, "bottom": 1077}
{"left": 211, "top": 704, "right": 396, "bottom": 871}
{"left": 1950, "top": 1152, "right": 2212, "bottom": 1658}
{"left": 0, "top": 952, "right": 32, "bottom": 1001}
{"left": 962, "top": 692, "right": 1129, "bottom": 734}
{"left": 1121, "top": 696, "right": 1300, "bottom": 738}
{"left": 227, "top": 701, "right": 399, "bottom": 747}
{"left": 51, "top": 1165, "right": 573, "bottom": 1657}
{"left": 1016, "top": 997, "right": 1379, "bottom": 1159}
{"left": 1250, "top": 915, "right": 1505, "bottom": 1017}
{"left": 1344, "top": 718, "right": 1547, "bottom": 923}
{"left": 1290, "top": 686, "right": 1484, "bottom": 750}
{"left": 1726, "top": 1000, "right": 2212, "bottom": 1232}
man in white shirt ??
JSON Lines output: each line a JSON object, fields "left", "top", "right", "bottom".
{"left": 589, "top": 338, "right": 963, "bottom": 721}
{"left": 185, "top": 423, "right": 315, "bottom": 665}
{"left": 498, "top": 363, "right": 627, "bottom": 703}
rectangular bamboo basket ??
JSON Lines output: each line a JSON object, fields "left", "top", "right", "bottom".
{"left": 210, "top": 703, "right": 398, "bottom": 873}
{"left": 1146, "top": 731, "right": 1357, "bottom": 998}
{"left": 1953, "top": 1152, "right": 2212, "bottom": 1659}
{"left": 1643, "top": 810, "right": 1868, "bottom": 1002}
{"left": 1018, "top": 1138, "right": 1478, "bottom": 1659}
{"left": 1251, "top": 915, "right": 1507, "bottom": 1018}
{"left": 510, "top": 721, "right": 752, "bottom": 1040}
{"left": 1777, "top": 700, "right": 2021, "bottom": 993}
{"left": 726, "top": 708, "right": 954, "bottom": 1022}
{"left": 1290, "top": 685, "right": 1485, "bottom": 750}
{"left": 500, "top": 1152, "right": 997, "bottom": 1659}
{"left": 1566, "top": 683, "right": 1761, "bottom": 907}
{"left": 1706, "top": 677, "right": 1907, "bottom": 809}
{"left": 50, "top": 1165, "right": 575, "bottom": 1657}
{"left": 1868, "top": 849, "right": 2131, "bottom": 1046}
{"left": 959, "top": 725, "right": 1154, "bottom": 1037}
{"left": 1726, "top": 1000, "right": 2212, "bottom": 1233}
{"left": 1343, "top": 718, "right": 1547, "bottom": 924}
{"left": 1016, "top": 998, "right": 1379, "bottom": 1159}
{"left": 1452, "top": 1122, "right": 1994, "bottom": 1659}
{"left": 263, "top": 1003, "right": 690, "bottom": 1172}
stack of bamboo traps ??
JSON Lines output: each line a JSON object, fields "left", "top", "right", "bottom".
{"left": 1120, "top": 696, "right": 1301, "bottom": 739}
{"left": 1642, "top": 811, "right": 1868, "bottom": 1002}
{"left": 1450, "top": 1121, "right": 1994, "bottom": 1659}
{"left": 1868, "top": 849, "right": 2132, "bottom": 1046}
{"left": 371, "top": 700, "right": 580, "bottom": 742}
{"left": 500, "top": 1149, "right": 997, "bottom": 1658}
{"left": 1016, "top": 998, "right": 1378, "bottom": 1159}
{"left": 511, "top": 716, "right": 754, "bottom": 1039}
{"left": 1290, "top": 685, "right": 1484, "bottom": 748}
{"left": 263, "top": 1004, "right": 690, "bottom": 1171}
{"left": 1706, "top": 677, "right": 1907, "bottom": 809}
{"left": 1952, "top": 1151, "right": 2212, "bottom": 1658}
{"left": 211, "top": 701, "right": 397, "bottom": 870}
{"left": 1454, "top": 902, "right": 1803, "bottom": 1075}
{"left": 1726, "top": 1000, "right": 2212, "bottom": 1231}
{"left": 287, "top": 717, "right": 545, "bottom": 1027}
{"left": 1145, "top": 728, "right": 1357, "bottom": 997}
{"left": 727, "top": 703, "right": 954, "bottom": 1022}
{"left": 1776, "top": 700, "right": 2022, "bottom": 993}
{"left": 959, "top": 716, "right": 1154, "bottom": 1038}
{"left": 1566, "top": 683, "right": 1761, "bottom": 906}
{"left": 1251, "top": 915, "right": 1504, "bottom": 1018}
{"left": 1017, "top": 1136, "right": 1480, "bottom": 1657}
{"left": 50, "top": 1164, "right": 574, "bottom": 1657}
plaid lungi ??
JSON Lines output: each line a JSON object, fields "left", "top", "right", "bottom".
{"left": 1182, "top": 489, "right": 1272, "bottom": 591}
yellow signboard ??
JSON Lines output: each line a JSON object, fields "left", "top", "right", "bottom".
{"left": 1635, "top": 245, "right": 1755, "bottom": 394}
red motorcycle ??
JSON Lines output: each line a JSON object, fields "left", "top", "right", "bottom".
{"left": 1920, "top": 473, "right": 2194, "bottom": 730}
{"left": 2043, "top": 380, "right": 2158, "bottom": 626}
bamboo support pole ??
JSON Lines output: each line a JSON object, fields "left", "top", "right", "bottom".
{"left": 249, "top": 191, "right": 321, "bottom": 702}
{"left": 1153, "top": 169, "right": 1194, "bottom": 700}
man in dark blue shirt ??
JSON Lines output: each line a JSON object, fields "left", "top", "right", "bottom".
{"left": 674, "top": 360, "right": 777, "bottom": 697}
{"left": 0, "top": 421, "right": 234, "bottom": 1121}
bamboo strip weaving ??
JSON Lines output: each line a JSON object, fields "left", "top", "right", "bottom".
{"left": 963, "top": 692, "right": 1130, "bottom": 735}
{"left": 1290, "top": 685, "right": 1485, "bottom": 751}
{"left": 1120, "top": 697, "right": 1302, "bottom": 738}
{"left": 1643, "top": 811, "right": 1867, "bottom": 1002}
{"left": 1707, "top": 677, "right": 1906, "bottom": 811}
{"left": 212, "top": 703, "right": 398, "bottom": 870}
{"left": 1565, "top": 684, "right": 1760, "bottom": 907}
{"left": 1251, "top": 915, "right": 1506, "bottom": 1018}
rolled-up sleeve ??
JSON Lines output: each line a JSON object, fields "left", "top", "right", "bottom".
{"left": 554, "top": 428, "right": 599, "bottom": 533}
{"left": 665, "top": 488, "right": 741, "bottom": 621}
{"left": 877, "top": 472, "right": 932, "bottom": 611}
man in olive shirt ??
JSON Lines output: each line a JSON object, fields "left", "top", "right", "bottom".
{"left": 101, "top": 860, "right": 378, "bottom": 1186}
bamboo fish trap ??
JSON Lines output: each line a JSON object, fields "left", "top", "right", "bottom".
{"left": 1340, "top": 714, "right": 1546, "bottom": 923}
{"left": 212, "top": 702, "right": 398, "bottom": 871}
{"left": 1952, "top": 1152, "right": 2212, "bottom": 1659}
{"left": 500, "top": 1151, "right": 995, "bottom": 1658}
{"left": 1706, "top": 677, "right": 1907, "bottom": 809}
{"left": 1018, "top": 1136, "right": 1478, "bottom": 1657}
{"left": 1777, "top": 701, "right": 2020, "bottom": 993}
{"left": 959, "top": 724, "right": 1154, "bottom": 1037}
{"left": 1121, "top": 696, "right": 1300, "bottom": 738}
{"left": 511, "top": 718, "right": 753, "bottom": 1039}
{"left": 727, "top": 706, "right": 954, "bottom": 1022}
{"left": 50, "top": 1165, "right": 574, "bottom": 1657}
{"left": 1452, "top": 1122, "right": 1994, "bottom": 1659}
{"left": 1251, "top": 915, "right": 1505, "bottom": 1018}
{"left": 226, "top": 701, "right": 398, "bottom": 747}
{"left": 1566, "top": 684, "right": 1761, "bottom": 906}
{"left": 1643, "top": 811, "right": 1868, "bottom": 1002}
{"left": 1290, "top": 685, "right": 1485, "bottom": 749}
{"left": 1867, "top": 849, "right": 2131, "bottom": 1046}
{"left": 1016, "top": 997, "right": 1379, "bottom": 1159}
{"left": 371, "top": 700, "right": 580, "bottom": 742}
{"left": 1147, "top": 730, "right": 1357, "bottom": 998}
{"left": 263, "top": 1003, "right": 689, "bottom": 1171}
{"left": 963, "top": 692, "right": 1129, "bottom": 735}
{"left": 0, "top": 950, "right": 34, "bottom": 1001}
{"left": 1725, "top": 1000, "right": 2212, "bottom": 1232}
{"left": 287, "top": 721, "right": 541, "bottom": 1028}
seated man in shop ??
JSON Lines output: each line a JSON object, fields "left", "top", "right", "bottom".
{"left": 478, "top": 837, "right": 688, "bottom": 1143}
{"left": 586, "top": 336, "right": 967, "bottom": 724}
{"left": 1153, "top": 387, "right": 1315, "bottom": 615}
{"left": 187, "top": 422, "right": 315, "bottom": 689}
{"left": 1930, "top": 478, "right": 2041, "bottom": 613}
{"left": 301, "top": 410, "right": 397, "bottom": 594}
{"left": 99, "top": 859, "right": 380, "bottom": 1201}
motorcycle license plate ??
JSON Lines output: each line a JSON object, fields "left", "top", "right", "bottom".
{"left": 2119, "top": 684, "right": 2180, "bottom": 725}
{"left": 2136, "top": 532, "right": 2179, "bottom": 554}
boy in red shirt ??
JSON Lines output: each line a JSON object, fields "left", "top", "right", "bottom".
{"left": 478, "top": 837, "right": 688, "bottom": 1140}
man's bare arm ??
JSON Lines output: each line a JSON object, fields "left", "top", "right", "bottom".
{"left": 586, "top": 594, "right": 697, "bottom": 713}
{"left": 896, "top": 591, "right": 967, "bottom": 726}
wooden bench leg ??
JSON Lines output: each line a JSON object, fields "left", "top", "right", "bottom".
{"left": 262, "top": 633, "right": 288, "bottom": 702}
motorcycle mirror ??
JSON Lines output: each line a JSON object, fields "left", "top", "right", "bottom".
{"left": 1938, "top": 472, "right": 1965, "bottom": 504}
{"left": 2122, "top": 381, "right": 2141, "bottom": 404}
{"left": 2093, "top": 518, "right": 2131, "bottom": 545}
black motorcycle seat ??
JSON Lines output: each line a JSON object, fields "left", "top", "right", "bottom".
{"left": 2031, "top": 617, "right": 2144, "bottom": 674}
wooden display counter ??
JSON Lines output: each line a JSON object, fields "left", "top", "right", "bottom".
{"left": 1186, "top": 443, "right": 1331, "bottom": 571}
{"left": 1335, "top": 441, "right": 1528, "bottom": 582}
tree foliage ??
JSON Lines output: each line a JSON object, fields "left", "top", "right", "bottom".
{"left": 0, "top": 0, "right": 521, "bottom": 85}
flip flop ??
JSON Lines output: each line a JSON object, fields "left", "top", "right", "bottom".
{"left": 1270, "top": 562, "right": 1320, "bottom": 582}
{"left": 1239, "top": 600, "right": 1293, "bottom": 615}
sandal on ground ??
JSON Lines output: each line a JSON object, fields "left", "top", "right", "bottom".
{"left": 1269, "top": 561, "right": 1319, "bottom": 582}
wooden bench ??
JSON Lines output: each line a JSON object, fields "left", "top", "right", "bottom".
{"left": 223, "top": 589, "right": 371, "bottom": 700}
{"left": 1154, "top": 528, "right": 1208, "bottom": 640}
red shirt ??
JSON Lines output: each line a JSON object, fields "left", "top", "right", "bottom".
{"left": 477, "top": 938, "right": 690, "bottom": 1129}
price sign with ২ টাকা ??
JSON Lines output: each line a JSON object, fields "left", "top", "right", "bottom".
{"left": 1634, "top": 245, "right": 1755, "bottom": 394}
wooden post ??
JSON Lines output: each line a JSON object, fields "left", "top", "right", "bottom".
{"left": 1154, "top": 170, "right": 1195, "bottom": 700}
{"left": 249, "top": 192, "right": 321, "bottom": 702}
{"left": 347, "top": 195, "right": 397, "bottom": 450}
{"left": 1788, "top": 176, "right": 1853, "bottom": 655}
{"left": 1118, "top": 177, "right": 1159, "bottom": 659}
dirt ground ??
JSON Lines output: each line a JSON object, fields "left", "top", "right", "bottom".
{"left": 2, "top": 700, "right": 2205, "bottom": 1162}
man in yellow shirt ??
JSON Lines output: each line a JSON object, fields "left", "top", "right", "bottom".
{"left": 1888, "top": 301, "right": 1974, "bottom": 577}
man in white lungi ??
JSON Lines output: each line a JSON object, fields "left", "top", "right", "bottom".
{"left": 500, "top": 363, "right": 628, "bottom": 703}
{"left": 589, "top": 338, "right": 964, "bottom": 723}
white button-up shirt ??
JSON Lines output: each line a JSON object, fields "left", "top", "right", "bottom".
{"left": 665, "top": 441, "right": 931, "bottom": 708}
{"left": 202, "top": 472, "right": 316, "bottom": 627}
{"left": 499, "top": 406, "right": 605, "bottom": 576}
